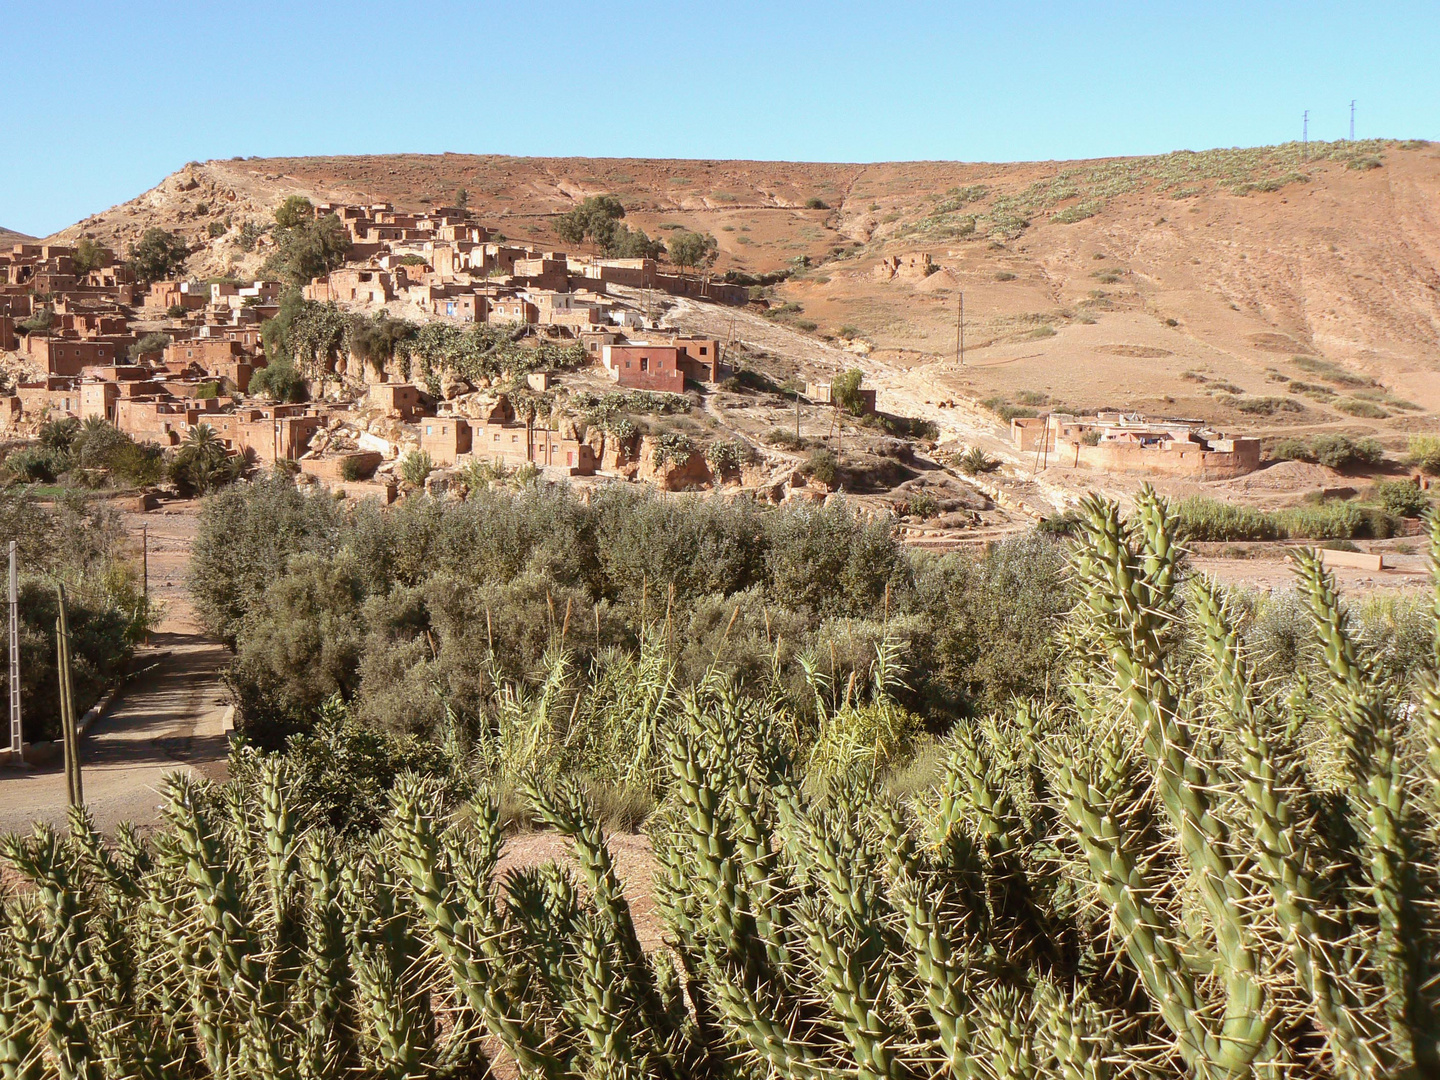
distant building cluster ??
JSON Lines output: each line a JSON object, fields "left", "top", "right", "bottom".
{"left": 1011, "top": 412, "right": 1261, "bottom": 479}
{"left": 0, "top": 200, "right": 748, "bottom": 477}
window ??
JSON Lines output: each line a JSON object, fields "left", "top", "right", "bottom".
{"left": 699, "top": 346, "right": 707, "bottom": 355}
{"left": 425, "top": 425, "right": 433, "bottom": 435}
{"left": 640, "top": 358, "right": 649, "bottom": 372}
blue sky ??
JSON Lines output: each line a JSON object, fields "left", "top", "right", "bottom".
{"left": 2, "top": 1, "right": 1436, "bottom": 236}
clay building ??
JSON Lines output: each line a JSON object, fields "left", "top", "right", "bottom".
{"left": 600, "top": 343, "right": 687, "bottom": 393}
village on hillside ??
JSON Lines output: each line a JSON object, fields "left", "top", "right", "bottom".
{"left": 0, "top": 192, "right": 1281, "bottom": 525}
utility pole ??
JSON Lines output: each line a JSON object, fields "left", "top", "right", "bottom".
{"left": 1302, "top": 110, "right": 1309, "bottom": 160}
{"left": 8, "top": 541, "right": 20, "bottom": 763}
{"left": 141, "top": 525, "right": 149, "bottom": 645}
{"left": 1350, "top": 99, "right": 1356, "bottom": 141}
{"left": 56, "top": 585, "right": 83, "bottom": 807}
{"left": 955, "top": 291, "right": 965, "bottom": 367}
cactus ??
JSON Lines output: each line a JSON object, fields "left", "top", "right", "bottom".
{"left": 3, "top": 489, "right": 1440, "bottom": 1079}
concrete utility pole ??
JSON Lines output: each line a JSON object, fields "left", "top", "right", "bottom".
{"left": 1302, "top": 110, "right": 1310, "bottom": 160}
{"left": 8, "top": 541, "right": 20, "bottom": 762}
{"left": 1350, "top": 99, "right": 1356, "bottom": 141}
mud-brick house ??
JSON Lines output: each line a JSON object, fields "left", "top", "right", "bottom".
{"left": 600, "top": 343, "right": 686, "bottom": 393}
{"left": 420, "top": 417, "right": 473, "bottom": 465}
{"left": 488, "top": 296, "right": 539, "bottom": 325}
{"left": 369, "top": 383, "right": 424, "bottom": 421}
{"left": 25, "top": 336, "right": 121, "bottom": 376}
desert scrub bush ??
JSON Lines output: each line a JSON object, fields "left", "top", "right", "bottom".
{"left": 1273, "top": 433, "right": 1383, "bottom": 469}
{"left": 1292, "top": 354, "right": 1373, "bottom": 386}
{"left": 981, "top": 395, "right": 1038, "bottom": 421}
{"left": 803, "top": 447, "right": 839, "bottom": 487}
{"left": 1375, "top": 478, "right": 1429, "bottom": 517}
{"left": 764, "top": 427, "right": 806, "bottom": 451}
{"left": 1411, "top": 435, "right": 1440, "bottom": 475}
{"left": 1217, "top": 393, "right": 1306, "bottom": 415}
{"left": 339, "top": 455, "right": 373, "bottom": 482}
{"left": 13, "top": 489, "right": 1440, "bottom": 1079}
{"left": 1335, "top": 396, "right": 1389, "bottom": 418}
{"left": 398, "top": 449, "right": 433, "bottom": 488}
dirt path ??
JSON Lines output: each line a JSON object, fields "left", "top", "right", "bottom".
{"left": 0, "top": 505, "right": 230, "bottom": 835}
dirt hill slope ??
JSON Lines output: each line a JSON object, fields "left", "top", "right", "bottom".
{"left": 0, "top": 226, "right": 33, "bottom": 246}
{"left": 48, "top": 141, "right": 1440, "bottom": 440}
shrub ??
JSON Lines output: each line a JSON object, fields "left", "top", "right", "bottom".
{"left": 249, "top": 357, "right": 308, "bottom": 402}
{"left": 340, "top": 455, "right": 373, "bottom": 482}
{"left": 1311, "top": 432, "right": 1384, "bottom": 469}
{"left": 1410, "top": 435, "right": 1440, "bottom": 475}
{"left": 803, "top": 447, "right": 838, "bottom": 487}
{"left": 1375, "top": 479, "right": 1428, "bottom": 517}
{"left": 1335, "top": 397, "right": 1389, "bottom": 418}
{"left": 803, "top": 196, "right": 830, "bottom": 209}
{"left": 128, "top": 331, "right": 170, "bottom": 360}
{"left": 765, "top": 427, "right": 805, "bottom": 450}
{"left": 958, "top": 446, "right": 999, "bottom": 475}
{"left": 399, "top": 449, "right": 434, "bottom": 488}
{"left": 1273, "top": 436, "right": 1313, "bottom": 461}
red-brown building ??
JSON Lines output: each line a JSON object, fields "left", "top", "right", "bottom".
{"left": 600, "top": 343, "right": 687, "bottom": 393}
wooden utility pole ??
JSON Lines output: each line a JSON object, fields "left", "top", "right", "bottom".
{"left": 8, "top": 541, "right": 20, "bottom": 763}
{"left": 56, "top": 585, "right": 83, "bottom": 807}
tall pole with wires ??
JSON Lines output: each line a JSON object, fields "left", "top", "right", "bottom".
{"left": 1302, "top": 110, "right": 1309, "bottom": 161}
{"left": 956, "top": 291, "right": 965, "bottom": 367}
{"left": 7, "top": 541, "right": 20, "bottom": 762}
{"left": 1350, "top": 99, "right": 1356, "bottom": 141}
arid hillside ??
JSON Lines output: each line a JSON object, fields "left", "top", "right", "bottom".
{"left": 0, "top": 226, "right": 33, "bottom": 246}
{"left": 49, "top": 141, "right": 1440, "bottom": 445}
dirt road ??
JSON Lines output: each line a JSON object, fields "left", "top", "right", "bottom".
{"left": 0, "top": 506, "right": 230, "bottom": 835}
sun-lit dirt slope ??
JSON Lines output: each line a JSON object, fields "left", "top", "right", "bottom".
{"left": 49, "top": 142, "right": 1440, "bottom": 444}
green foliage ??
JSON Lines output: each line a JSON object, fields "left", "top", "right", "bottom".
{"left": 339, "top": 456, "right": 372, "bottom": 482}
{"left": 70, "top": 238, "right": 110, "bottom": 275}
{"left": 1174, "top": 495, "right": 1397, "bottom": 540}
{"left": 398, "top": 450, "right": 433, "bottom": 488}
{"left": 649, "top": 431, "right": 695, "bottom": 469}
{"left": 169, "top": 423, "right": 243, "bottom": 497}
{"left": 264, "top": 197, "right": 353, "bottom": 285}
{"left": 804, "top": 447, "right": 838, "bottom": 487}
{"left": 832, "top": 368, "right": 868, "bottom": 416}
{"left": 248, "top": 357, "right": 308, "bottom": 402}
{"left": 1274, "top": 432, "right": 1384, "bottom": 469}
{"left": 1376, "top": 479, "right": 1429, "bottom": 517}
{"left": 128, "top": 331, "right": 171, "bottom": 360}
{"left": 0, "top": 488, "right": 150, "bottom": 740}
{"left": 1409, "top": 435, "right": 1440, "bottom": 475}
{"left": 704, "top": 438, "right": 756, "bottom": 474}
{"left": 345, "top": 311, "right": 416, "bottom": 376}
{"left": 958, "top": 446, "right": 999, "bottom": 475}
{"left": 16, "top": 306, "right": 54, "bottom": 336}
{"left": 804, "top": 196, "right": 830, "bottom": 209}
{"left": 554, "top": 194, "right": 626, "bottom": 247}
{"left": 16, "top": 490, "right": 1440, "bottom": 1078}
{"left": 127, "top": 227, "right": 189, "bottom": 283}
{"left": 665, "top": 229, "right": 719, "bottom": 272}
